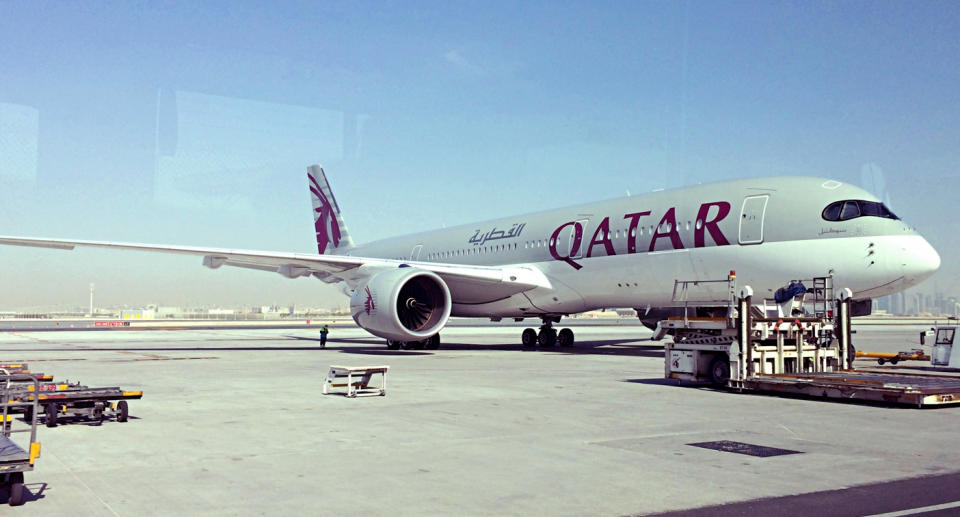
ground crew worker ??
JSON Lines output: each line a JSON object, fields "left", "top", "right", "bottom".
{"left": 320, "top": 325, "right": 329, "bottom": 347}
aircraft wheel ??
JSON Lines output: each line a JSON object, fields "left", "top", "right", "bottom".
{"left": 425, "top": 334, "right": 440, "bottom": 350}
{"left": 402, "top": 341, "right": 421, "bottom": 350}
{"left": 521, "top": 328, "right": 537, "bottom": 347}
{"left": 537, "top": 328, "right": 557, "bottom": 347}
{"left": 708, "top": 355, "right": 730, "bottom": 386}
{"left": 558, "top": 328, "right": 574, "bottom": 346}
{"left": 386, "top": 340, "right": 402, "bottom": 350}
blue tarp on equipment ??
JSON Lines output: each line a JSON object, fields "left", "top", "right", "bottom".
{"left": 775, "top": 282, "right": 807, "bottom": 303}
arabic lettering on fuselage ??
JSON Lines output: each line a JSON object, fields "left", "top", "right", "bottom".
{"left": 819, "top": 227, "right": 847, "bottom": 236}
{"left": 469, "top": 223, "right": 526, "bottom": 246}
{"left": 549, "top": 201, "right": 732, "bottom": 270}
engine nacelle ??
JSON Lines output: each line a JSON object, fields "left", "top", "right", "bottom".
{"left": 350, "top": 267, "right": 452, "bottom": 342}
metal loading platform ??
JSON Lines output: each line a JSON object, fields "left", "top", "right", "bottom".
{"left": 0, "top": 364, "right": 141, "bottom": 426}
{"left": 742, "top": 371, "right": 960, "bottom": 407}
{"left": 15, "top": 383, "right": 142, "bottom": 427}
{"left": 662, "top": 274, "right": 960, "bottom": 407}
{"left": 1, "top": 370, "right": 41, "bottom": 506}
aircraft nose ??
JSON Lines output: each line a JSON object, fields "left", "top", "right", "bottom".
{"left": 901, "top": 237, "right": 941, "bottom": 284}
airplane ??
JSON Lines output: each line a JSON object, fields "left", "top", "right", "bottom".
{"left": 0, "top": 166, "right": 941, "bottom": 350}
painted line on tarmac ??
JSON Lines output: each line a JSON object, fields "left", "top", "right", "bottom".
{"left": 104, "top": 356, "right": 219, "bottom": 362}
{"left": 2, "top": 358, "right": 86, "bottom": 362}
{"left": 862, "top": 500, "right": 960, "bottom": 517}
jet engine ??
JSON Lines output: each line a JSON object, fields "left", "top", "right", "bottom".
{"left": 350, "top": 267, "right": 452, "bottom": 342}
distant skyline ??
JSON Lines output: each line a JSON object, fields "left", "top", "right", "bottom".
{"left": 1, "top": 1, "right": 958, "bottom": 309}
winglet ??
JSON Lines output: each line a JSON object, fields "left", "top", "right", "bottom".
{"left": 307, "top": 165, "right": 355, "bottom": 255}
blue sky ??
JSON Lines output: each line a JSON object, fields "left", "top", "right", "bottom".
{"left": 0, "top": 1, "right": 958, "bottom": 310}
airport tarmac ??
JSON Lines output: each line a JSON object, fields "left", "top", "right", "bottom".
{"left": 1, "top": 322, "right": 958, "bottom": 516}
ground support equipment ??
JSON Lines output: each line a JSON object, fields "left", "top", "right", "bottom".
{"left": 663, "top": 276, "right": 960, "bottom": 407}
{"left": 5, "top": 382, "right": 142, "bottom": 427}
{"left": 856, "top": 349, "right": 931, "bottom": 365}
{"left": 741, "top": 371, "right": 960, "bottom": 406}
{"left": 323, "top": 365, "right": 388, "bottom": 397}
{"left": 0, "top": 364, "right": 51, "bottom": 382}
{"left": 0, "top": 371, "right": 41, "bottom": 506}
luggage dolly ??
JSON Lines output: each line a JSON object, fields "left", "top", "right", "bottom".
{"left": 12, "top": 382, "right": 143, "bottom": 427}
{"left": 0, "top": 364, "right": 51, "bottom": 382}
{"left": 0, "top": 370, "right": 41, "bottom": 506}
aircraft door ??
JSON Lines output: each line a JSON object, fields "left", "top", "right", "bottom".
{"left": 554, "top": 219, "right": 589, "bottom": 259}
{"left": 739, "top": 195, "right": 769, "bottom": 245}
{"left": 409, "top": 244, "right": 423, "bottom": 260}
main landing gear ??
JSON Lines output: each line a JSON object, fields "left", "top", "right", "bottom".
{"left": 386, "top": 334, "right": 441, "bottom": 350}
{"left": 522, "top": 317, "right": 574, "bottom": 348}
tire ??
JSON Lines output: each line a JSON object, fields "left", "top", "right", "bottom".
{"left": 45, "top": 402, "right": 58, "bottom": 428}
{"left": 708, "top": 356, "right": 730, "bottom": 386}
{"left": 521, "top": 328, "right": 537, "bottom": 347}
{"left": 386, "top": 340, "right": 402, "bottom": 350}
{"left": 7, "top": 472, "right": 24, "bottom": 506}
{"left": 117, "top": 400, "right": 129, "bottom": 423}
{"left": 424, "top": 334, "right": 440, "bottom": 350}
{"left": 558, "top": 328, "right": 574, "bottom": 346}
{"left": 8, "top": 482, "right": 24, "bottom": 506}
{"left": 23, "top": 406, "right": 33, "bottom": 423}
{"left": 847, "top": 345, "right": 856, "bottom": 369}
{"left": 890, "top": 357, "right": 899, "bottom": 365}
{"left": 878, "top": 358, "right": 886, "bottom": 365}
{"left": 537, "top": 328, "right": 557, "bottom": 347}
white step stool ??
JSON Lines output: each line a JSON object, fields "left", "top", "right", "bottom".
{"left": 323, "top": 365, "right": 389, "bottom": 397}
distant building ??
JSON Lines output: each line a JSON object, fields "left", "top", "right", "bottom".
{"left": 120, "top": 309, "right": 155, "bottom": 320}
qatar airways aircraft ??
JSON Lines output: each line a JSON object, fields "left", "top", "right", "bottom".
{"left": 0, "top": 165, "right": 941, "bottom": 350}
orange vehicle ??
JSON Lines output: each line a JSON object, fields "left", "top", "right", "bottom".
{"left": 856, "top": 349, "right": 930, "bottom": 365}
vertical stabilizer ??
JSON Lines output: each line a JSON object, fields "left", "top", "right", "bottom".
{"left": 307, "top": 165, "right": 355, "bottom": 255}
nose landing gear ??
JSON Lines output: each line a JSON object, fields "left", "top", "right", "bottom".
{"left": 522, "top": 317, "right": 574, "bottom": 348}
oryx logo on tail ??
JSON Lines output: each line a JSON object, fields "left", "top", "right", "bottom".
{"left": 308, "top": 170, "right": 343, "bottom": 254}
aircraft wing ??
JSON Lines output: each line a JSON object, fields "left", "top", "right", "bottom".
{"left": 0, "top": 236, "right": 551, "bottom": 304}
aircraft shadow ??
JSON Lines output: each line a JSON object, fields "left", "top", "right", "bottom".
{"left": 333, "top": 338, "right": 665, "bottom": 358}
{"left": 0, "top": 338, "right": 665, "bottom": 358}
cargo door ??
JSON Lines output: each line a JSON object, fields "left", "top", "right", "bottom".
{"left": 738, "top": 195, "right": 769, "bottom": 245}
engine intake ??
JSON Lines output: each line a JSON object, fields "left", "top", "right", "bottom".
{"left": 350, "top": 268, "right": 451, "bottom": 342}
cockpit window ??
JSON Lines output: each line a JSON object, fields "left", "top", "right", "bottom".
{"left": 822, "top": 202, "right": 842, "bottom": 221}
{"left": 822, "top": 200, "right": 900, "bottom": 222}
{"left": 840, "top": 201, "right": 861, "bottom": 220}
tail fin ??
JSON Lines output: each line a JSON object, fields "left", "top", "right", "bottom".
{"left": 307, "top": 165, "right": 355, "bottom": 255}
